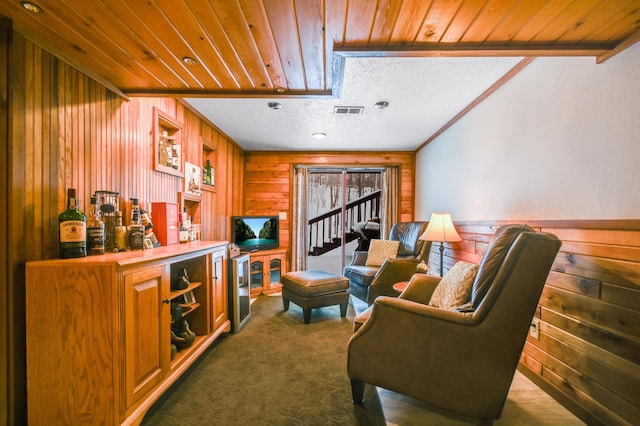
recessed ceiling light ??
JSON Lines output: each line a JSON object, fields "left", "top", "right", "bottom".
{"left": 21, "top": 1, "right": 43, "bottom": 14}
{"left": 275, "top": 86, "right": 286, "bottom": 93}
{"left": 312, "top": 133, "right": 327, "bottom": 139}
{"left": 375, "top": 101, "right": 389, "bottom": 109}
{"left": 182, "top": 56, "right": 197, "bottom": 65}
{"left": 268, "top": 102, "right": 281, "bottom": 110}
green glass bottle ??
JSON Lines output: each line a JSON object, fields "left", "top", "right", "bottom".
{"left": 58, "top": 188, "right": 87, "bottom": 258}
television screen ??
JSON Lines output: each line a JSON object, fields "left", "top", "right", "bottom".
{"left": 231, "top": 216, "right": 279, "bottom": 252}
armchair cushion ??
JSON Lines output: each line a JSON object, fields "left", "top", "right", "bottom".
{"left": 428, "top": 261, "right": 479, "bottom": 309}
{"left": 389, "top": 222, "right": 428, "bottom": 257}
{"left": 471, "top": 224, "right": 534, "bottom": 308}
{"left": 365, "top": 239, "right": 400, "bottom": 266}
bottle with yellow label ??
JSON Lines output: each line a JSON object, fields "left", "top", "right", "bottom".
{"left": 58, "top": 188, "right": 87, "bottom": 258}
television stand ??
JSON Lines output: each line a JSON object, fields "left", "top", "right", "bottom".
{"left": 249, "top": 248, "right": 287, "bottom": 296}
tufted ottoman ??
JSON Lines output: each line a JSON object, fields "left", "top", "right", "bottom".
{"left": 281, "top": 270, "right": 350, "bottom": 324}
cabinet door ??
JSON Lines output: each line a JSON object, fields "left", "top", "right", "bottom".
{"left": 123, "top": 265, "right": 170, "bottom": 410}
{"left": 210, "top": 250, "right": 228, "bottom": 332}
{"left": 250, "top": 260, "right": 265, "bottom": 294}
{"left": 269, "top": 257, "right": 282, "bottom": 287}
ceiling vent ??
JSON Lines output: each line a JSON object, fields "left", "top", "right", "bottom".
{"left": 334, "top": 106, "right": 364, "bottom": 115}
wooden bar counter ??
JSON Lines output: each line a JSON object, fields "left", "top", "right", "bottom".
{"left": 26, "top": 241, "right": 229, "bottom": 425}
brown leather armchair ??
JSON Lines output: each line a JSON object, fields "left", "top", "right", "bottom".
{"left": 343, "top": 221, "right": 431, "bottom": 305}
{"left": 347, "top": 224, "right": 562, "bottom": 424}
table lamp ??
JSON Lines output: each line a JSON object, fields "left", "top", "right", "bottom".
{"left": 419, "top": 212, "right": 461, "bottom": 277}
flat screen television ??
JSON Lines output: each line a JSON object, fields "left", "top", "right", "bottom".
{"left": 231, "top": 215, "right": 279, "bottom": 252}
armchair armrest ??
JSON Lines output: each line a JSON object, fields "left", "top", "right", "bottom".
{"left": 399, "top": 274, "right": 441, "bottom": 303}
{"left": 349, "top": 251, "right": 369, "bottom": 266}
{"left": 366, "top": 258, "right": 422, "bottom": 303}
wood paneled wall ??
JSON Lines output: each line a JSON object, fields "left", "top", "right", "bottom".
{"left": 3, "top": 28, "right": 243, "bottom": 423}
{"left": 1, "top": 19, "right": 11, "bottom": 426}
{"left": 243, "top": 151, "right": 417, "bottom": 254}
{"left": 433, "top": 221, "right": 640, "bottom": 426}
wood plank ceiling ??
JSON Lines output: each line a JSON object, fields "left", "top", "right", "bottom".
{"left": 1, "top": 0, "right": 640, "bottom": 97}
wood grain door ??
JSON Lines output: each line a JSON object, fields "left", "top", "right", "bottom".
{"left": 123, "top": 265, "right": 170, "bottom": 411}
{"left": 210, "top": 249, "right": 228, "bottom": 333}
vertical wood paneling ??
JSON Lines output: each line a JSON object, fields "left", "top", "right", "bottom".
{"left": 243, "top": 151, "right": 416, "bottom": 263}
{"left": 442, "top": 220, "right": 640, "bottom": 426}
{"left": 4, "top": 34, "right": 246, "bottom": 422}
{"left": 0, "top": 19, "right": 10, "bottom": 426}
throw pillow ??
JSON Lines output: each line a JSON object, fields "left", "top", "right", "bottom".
{"left": 365, "top": 239, "right": 400, "bottom": 267}
{"left": 429, "top": 261, "right": 479, "bottom": 310}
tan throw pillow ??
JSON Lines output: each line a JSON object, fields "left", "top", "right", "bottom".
{"left": 365, "top": 239, "right": 400, "bottom": 267}
{"left": 429, "top": 261, "right": 479, "bottom": 310}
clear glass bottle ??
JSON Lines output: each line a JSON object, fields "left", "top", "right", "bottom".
{"left": 128, "top": 198, "right": 145, "bottom": 250}
{"left": 171, "top": 142, "right": 180, "bottom": 169}
{"left": 87, "top": 195, "right": 105, "bottom": 255}
{"left": 179, "top": 210, "right": 190, "bottom": 243}
{"left": 58, "top": 188, "right": 87, "bottom": 258}
{"left": 115, "top": 210, "right": 128, "bottom": 251}
{"left": 165, "top": 138, "right": 174, "bottom": 167}
{"left": 159, "top": 130, "right": 169, "bottom": 166}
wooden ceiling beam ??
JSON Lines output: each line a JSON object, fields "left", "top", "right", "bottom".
{"left": 597, "top": 27, "right": 640, "bottom": 64}
{"left": 334, "top": 46, "right": 612, "bottom": 58}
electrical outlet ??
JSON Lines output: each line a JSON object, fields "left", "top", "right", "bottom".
{"left": 529, "top": 318, "right": 540, "bottom": 339}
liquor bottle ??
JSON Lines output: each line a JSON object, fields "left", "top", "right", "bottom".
{"left": 171, "top": 143, "right": 180, "bottom": 169}
{"left": 159, "top": 131, "right": 169, "bottom": 166}
{"left": 115, "top": 210, "right": 128, "bottom": 251}
{"left": 128, "top": 198, "right": 145, "bottom": 250}
{"left": 58, "top": 188, "right": 87, "bottom": 258}
{"left": 203, "top": 160, "right": 213, "bottom": 185}
{"left": 179, "top": 210, "right": 190, "bottom": 243}
{"left": 165, "top": 138, "right": 175, "bottom": 167}
{"left": 86, "top": 195, "right": 105, "bottom": 255}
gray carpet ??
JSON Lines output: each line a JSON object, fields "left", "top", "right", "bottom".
{"left": 142, "top": 294, "right": 385, "bottom": 425}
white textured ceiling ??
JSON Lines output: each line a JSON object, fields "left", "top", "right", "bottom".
{"left": 185, "top": 56, "right": 523, "bottom": 151}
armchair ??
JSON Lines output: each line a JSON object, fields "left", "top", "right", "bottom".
{"left": 343, "top": 221, "right": 431, "bottom": 305}
{"left": 347, "top": 224, "right": 562, "bottom": 423}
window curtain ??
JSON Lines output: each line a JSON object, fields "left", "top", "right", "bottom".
{"left": 291, "top": 166, "right": 308, "bottom": 271}
{"left": 380, "top": 166, "right": 399, "bottom": 239}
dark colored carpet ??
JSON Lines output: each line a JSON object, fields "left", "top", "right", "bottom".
{"left": 142, "top": 294, "right": 385, "bottom": 425}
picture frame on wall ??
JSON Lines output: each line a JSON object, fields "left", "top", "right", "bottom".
{"left": 184, "top": 162, "right": 201, "bottom": 196}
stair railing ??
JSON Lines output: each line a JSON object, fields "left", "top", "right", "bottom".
{"left": 307, "top": 190, "right": 380, "bottom": 255}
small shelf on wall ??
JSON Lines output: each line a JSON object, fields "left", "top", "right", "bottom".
{"left": 154, "top": 108, "right": 184, "bottom": 178}
{"left": 178, "top": 192, "right": 201, "bottom": 225}
{"left": 201, "top": 136, "right": 216, "bottom": 192}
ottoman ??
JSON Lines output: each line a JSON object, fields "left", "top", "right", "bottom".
{"left": 281, "top": 270, "right": 350, "bottom": 324}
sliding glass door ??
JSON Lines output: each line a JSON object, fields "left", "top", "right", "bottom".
{"left": 305, "top": 168, "right": 382, "bottom": 274}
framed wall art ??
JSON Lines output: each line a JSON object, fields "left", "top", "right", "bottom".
{"left": 184, "top": 162, "right": 201, "bottom": 196}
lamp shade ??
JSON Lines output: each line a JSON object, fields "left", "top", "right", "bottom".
{"left": 420, "top": 212, "right": 461, "bottom": 243}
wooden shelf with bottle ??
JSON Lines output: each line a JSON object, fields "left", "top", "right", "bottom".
{"left": 178, "top": 191, "right": 200, "bottom": 225}
{"left": 201, "top": 136, "right": 215, "bottom": 192}
{"left": 153, "top": 108, "right": 184, "bottom": 178}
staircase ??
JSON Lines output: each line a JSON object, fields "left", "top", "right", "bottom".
{"left": 307, "top": 191, "right": 380, "bottom": 256}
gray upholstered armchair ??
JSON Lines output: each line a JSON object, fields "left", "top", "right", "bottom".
{"left": 347, "top": 224, "right": 562, "bottom": 424}
{"left": 343, "top": 221, "right": 430, "bottom": 305}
